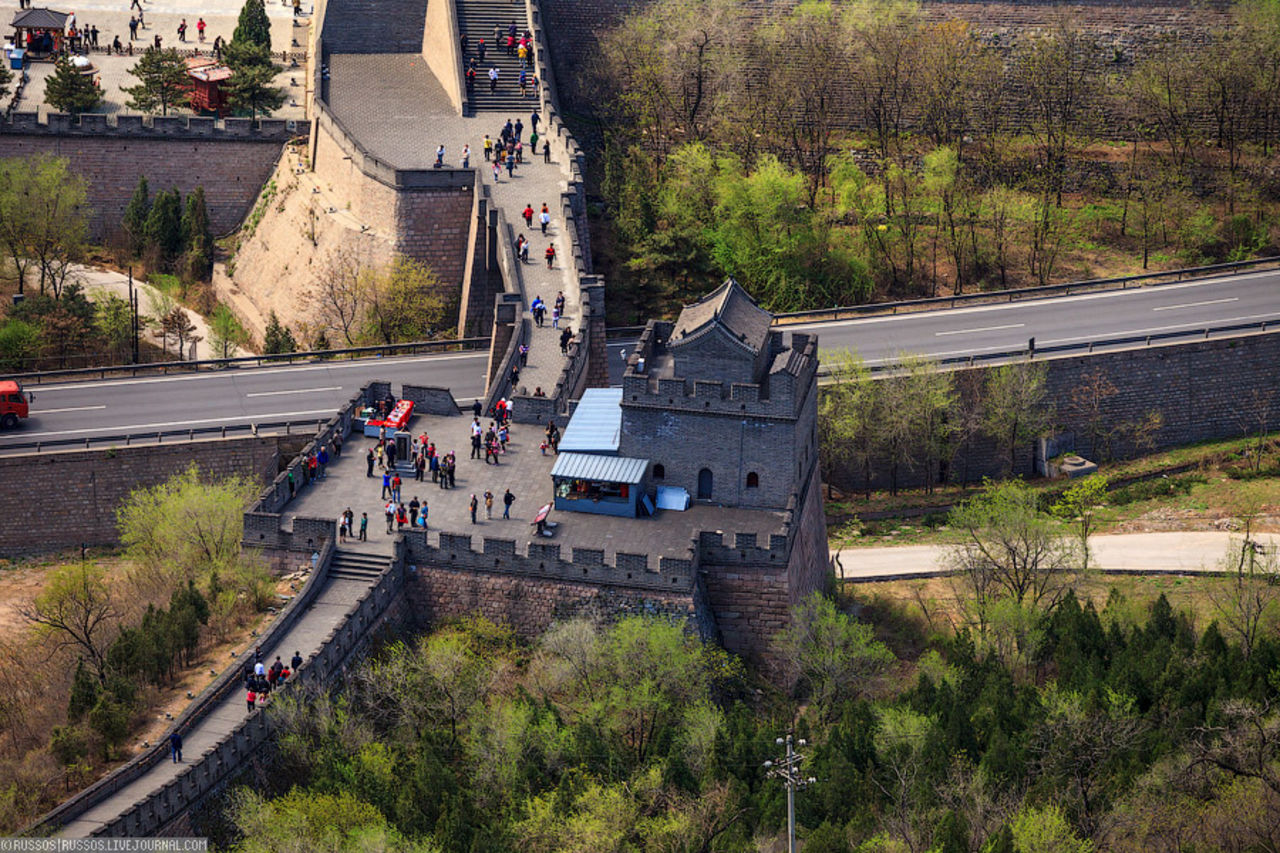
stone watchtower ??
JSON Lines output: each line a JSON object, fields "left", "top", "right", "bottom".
{"left": 621, "top": 279, "right": 829, "bottom": 662}
{"left": 620, "top": 279, "right": 820, "bottom": 512}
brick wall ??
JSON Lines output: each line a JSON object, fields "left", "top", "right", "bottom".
{"left": 405, "top": 562, "right": 703, "bottom": 639}
{"left": 0, "top": 131, "right": 289, "bottom": 240}
{"left": 0, "top": 437, "right": 281, "bottom": 557}
{"left": 836, "top": 330, "right": 1280, "bottom": 490}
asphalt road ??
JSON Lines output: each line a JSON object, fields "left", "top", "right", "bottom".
{"left": 0, "top": 344, "right": 635, "bottom": 448}
{"left": 4, "top": 271, "right": 1277, "bottom": 446}
{"left": 790, "top": 270, "right": 1280, "bottom": 364}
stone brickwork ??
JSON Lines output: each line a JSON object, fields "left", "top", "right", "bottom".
{"left": 841, "top": 329, "right": 1280, "bottom": 490}
{"left": 0, "top": 437, "right": 280, "bottom": 557}
{"left": 401, "top": 384, "right": 462, "bottom": 415}
{"left": 0, "top": 113, "right": 297, "bottom": 239}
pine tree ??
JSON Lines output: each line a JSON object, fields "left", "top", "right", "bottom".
{"left": 122, "top": 175, "right": 150, "bottom": 257}
{"left": 120, "top": 47, "right": 191, "bottom": 116}
{"left": 67, "top": 660, "right": 99, "bottom": 722}
{"left": 224, "top": 41, "right": 286, "bottom": 120}
{"left": 180, "top": 187, "right": 213, "bottom": 281}
{"left": 232, "top": 0, "right": 272, "bottom": 50}
{"left": 263, "top": 311, "right": 297, "bottom": 354}
{"left": 143, "top": 189, "right": 183, "bottom": 266}
{"left": 44, "top": 57, "right": 102, "bottom": 115}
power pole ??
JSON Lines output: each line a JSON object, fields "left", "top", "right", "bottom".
{"left": 128, "top": 265, "right": 140, "bottom": 364}
{"left": 765, "top": 734, "right": 816, "bottom": 853}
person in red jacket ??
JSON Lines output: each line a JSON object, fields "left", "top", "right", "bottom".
{"left": 545, "top": 243, "right": 556, "bottom": 268}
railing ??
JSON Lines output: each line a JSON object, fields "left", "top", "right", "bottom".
{"left": 1, "top": 337, "right": 489, "bottom": 384}
{"left": 25, "top": 533, "right": 337, "bottom": 837}
{"left": 842, "top": 317, "right": 1280, "bottom": 376}
{"left": 776, "top": 255, "right": 1280, "bottom": 324}
{"left": 0, "top": 418, "right": 338, "bottom": 457}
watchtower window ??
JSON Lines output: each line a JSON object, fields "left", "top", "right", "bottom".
{"left": 653, "top": 464, "right": 665, "bottom": 480}
{"left": 746, "top": 471, "right": 759, "bottom": 489}
{"left": 697, "top": 468, "right": 713, "bottom": 500}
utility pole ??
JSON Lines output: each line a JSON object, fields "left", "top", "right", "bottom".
{"left": 128, "top": 265, "right": 139, "bottom": 364}
{"left": 765, "top": 734, "right": 816, "bottom": 853}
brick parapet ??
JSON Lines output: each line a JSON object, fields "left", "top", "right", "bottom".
{"left": 2, "top": 111, "right": 302, "bottom": 141}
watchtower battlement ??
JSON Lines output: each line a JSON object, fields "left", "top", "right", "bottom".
{"left": 622, "top": 320, "right": 818, "bottom": 420}
{"left": 0, "top": 111, "right": 302, "bottom": 141}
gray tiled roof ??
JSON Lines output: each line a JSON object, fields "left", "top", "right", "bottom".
{"left": 12, "top": 8, "right": 69, "bottom": 30}
{"left": 671, "top": 278, "right": 772, "bottom": 353}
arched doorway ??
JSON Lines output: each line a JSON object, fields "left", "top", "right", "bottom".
{"left": 697, "top": 468, "right": 713, "bottom": 500}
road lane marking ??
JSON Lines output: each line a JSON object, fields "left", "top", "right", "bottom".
{"left": 29, "top": 352, "right": 489, "bottom": 392}
{"left": 245, "top": 386, "right": 341, "bottom": 398}
{"left": 34, "top": 405, "right": 107, "bottom": 414}
{"left": 9, "top": 409, "right": 339, "bottom": 440}
{"left": 1041, "top": 313, "right": 1280, "bottom": 345}
{"left": 934, "top": 323, "right": 1025, "bottom": 337}
{"left": 1151, "top": 297, "right": 1239, "bottom": 311}
{"left": 788, "top": 269, "right": 1280, "bottom": 330}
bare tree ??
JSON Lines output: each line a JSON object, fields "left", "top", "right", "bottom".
{"left": 1234, "top": 388, "right": 1275, "bottom": 474}
{"left": 846, "top": 0, "right": 923, "bottom": 160}
{"left": 19, "top": 562, "right": 120, "bottom": 682}
{"left": 309, "top": 245, "right": 371, "bottom": 346}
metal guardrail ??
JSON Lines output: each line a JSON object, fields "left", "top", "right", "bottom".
{"left": 0, "top": 337, "right": 490, "bottom": 385}
{"left": 776, "top": 255, "right": 1280, "bottom": 324}
{"left": 0, "top": 418, "right": 329, "bottom": 457}
{"left": 839, "top": 317, "right": 1279, "bottom": 376}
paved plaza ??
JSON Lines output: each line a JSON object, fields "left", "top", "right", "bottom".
{"left": 3, "top": 0, "right": 307, "bottom": 119}
{"left": 283, "top": 407, "right": 790, "bottom": 567}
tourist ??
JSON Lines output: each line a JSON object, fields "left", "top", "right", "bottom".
{"left": 359, "top": 512, "right": 368, "bottom": 540}
{"left": 381, "top": 470, "right": 392, "bottom": 500}
{"left": 484, "top": 490, "right": 494, "bottom": 519}
{"left": 177, "top": 18, "right": 187, "bottom": 41}
{"left": 483, "top": 134, "right": 492, "bottom": 161}
{"left": 560, "top": 327, "right": 572, "bottom": 355}
{"left": 291, "top": 650, "right": 303, "bottom": 671}
{"left": 523, "top": 203, "right": 534, "bottom": 229}
{"left": 503, "top": 488, "right": 515, "bottom": 519}
{"left": 540, "top": 204, "right": 550, "bottom": 234}
{"left": 385, "top": 500, "right": 395, "bottom": 533}
{"left": 462, "top": 144, "right": 470, "bottom": 168}
{"left": 470, "top": 494, "right": 478, "bottom": 524}
{"left": 169, "top": 730, "right": 183, "bottom": 763}
{"left": 543, "top": 140, "right": 551, "bottom": 163}
{"left": 246, "top": 689, "right": 256, "bottom": 713}
{"left": 435, "top": 144, "right": 445, "bottom": 168}
{"left": 545, "top": 243, "right": 556, "bottom": 269}
{"left": 197, "top": 17, "right": 205, "bottom": 41}
{"left": 409, "top": 496, "right": 420, "bottom": 526}
{"left": 338, "top": 513, "right": 347, "bottom": 542}
{"left": 489, "top": 66, "right": 499, "bottom": 93}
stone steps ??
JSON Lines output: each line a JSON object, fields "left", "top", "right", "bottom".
{"left": 456, "top": 0, "right": 536, "bottom": 111}
{"left": 327, "top": 550, "right": 389, "bottom": 581}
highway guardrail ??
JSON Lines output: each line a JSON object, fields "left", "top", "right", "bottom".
{"left": 777, "top": 255, "right": 1280, "bottom": 324}
{"left": 0, "top": 418, "right": 336, "bottom": 457}
{"left": 0, "top": 337, "right": 492, "bottom": 385}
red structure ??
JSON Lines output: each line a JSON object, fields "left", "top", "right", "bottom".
{"left": 186, "top": 57, "right": 232, "bottom": 116}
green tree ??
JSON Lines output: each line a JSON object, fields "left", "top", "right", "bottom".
{"left": 44, "top": 57, "right": 102, "bottom": 115}
{"left": 143, "top": 189, "right": 183, "bottom": 267}
{"left": 121, "top": 175, "right": 150, "bottom": 258}
{"left": 67, "top": 661, "right": 99, "bottom": 722}
{"left": 116, "top": 463, "right": 261, "bottom": 592}
{"left": 209, "top": 304, "right": 248, "bottom": 358}
{"left": 263, "top": 310, "right": 297, "bottom": 354}
{"left": 773, "top": 593, "right": 896, "bottom": 716}
{"left": 948, "top": 480, "right": 1081, "bottom": 632}
{"left": 232, "top": 0, "right": 273, "bottom": 50}
{"left": 817, "top": 349, "right": 880, "bottom": 499}
{"left": 95, "top": 294, "right": 134, "bottom": 362}
{"left": 120, "top": 47, "right": 191, "bottom": 116}
{"left": 362, "top": 256, "right": 449, "bottom": 344}
{"left": 0, "top": 155, "right": 90, "bottom": 297}
{"left": 224, "top": 41, "right": 285, "bottom": 120}
{"left": 229, "top": 789, "right": 434, "bottom": 853}
{"left": 981, "top": 360, "right": 1052, "bottom": 476}
{"left": 180, "top": 187, "right": 213, "bottom": 281}
{"left": 1051, "top": 475, "right": 1109, "bottom": 572}
{"left": 87, "top": 698, "right": 131, "bottom": 760}
{"left": 0, "top": 318, "right": 40, "bottom": 371}
{"left": 1010, "top": 805, "right": 1092, "bottom": 853}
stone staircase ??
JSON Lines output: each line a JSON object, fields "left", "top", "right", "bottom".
{"left": 456, "top": 0, "right": 535, "bottom": 113}
{"left": 321, "top": 0, "right": 429, "bottom": 53}
{"left": 327, "top": 549, "right": 390, "bottom": 583}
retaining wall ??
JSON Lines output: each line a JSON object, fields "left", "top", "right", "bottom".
{"left": 0, "top": 436, "right": 281, "bottom": 558}
{"left": 0, "top": 113, "right": 299, "bottom": 239}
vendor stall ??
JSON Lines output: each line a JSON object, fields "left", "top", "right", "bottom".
{"left": 11, "top": 8, "right": 70, "bottom": 60}
{"left": 551, "top": 453, "right": 648, "bottom": 518}
{"left": 186, "top": 57, "right": 232, "bottom": 115}
{"left": 363, "top": 399, "right": 413, "bottom": 438}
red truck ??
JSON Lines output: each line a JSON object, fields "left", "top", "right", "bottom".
{"left": 0, "top": 379, "right": 32, "bottom": 428}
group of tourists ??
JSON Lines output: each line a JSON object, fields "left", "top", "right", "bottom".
{"left": 289, "top": 434, "right": 341, "bottom": 498}
{"left": 462, "top": 23, "right": 541, "bottom": 99}
{"left": 530, "top": 292, "right": 565, "bottom": 328}
{"left": 245, "top": 649, "right": 303, "bottom": 713}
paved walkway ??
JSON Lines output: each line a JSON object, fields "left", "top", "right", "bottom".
{"left": 837, "top": 531, "right": 1280, "bottom": 580}
{"left": 56, "top": 573, "right": 375, "bottom": 836}
{"left": 325, "top": 51, "right": 579, "bottom": 398}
